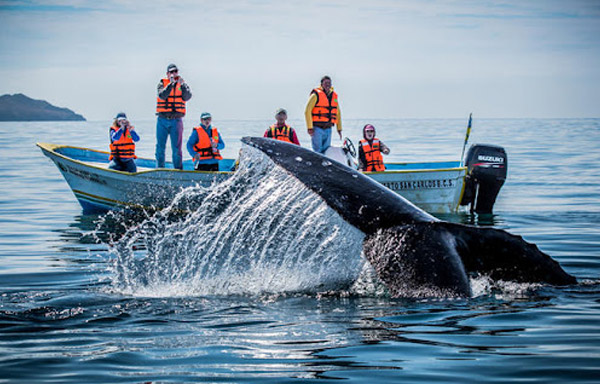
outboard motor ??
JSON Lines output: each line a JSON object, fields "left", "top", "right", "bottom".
{"left": 460, "top": 144, "right": 507, "bottom": 214}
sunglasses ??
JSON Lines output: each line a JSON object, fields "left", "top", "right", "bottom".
{"left": 169, "top": 70, "right": 178, "bottom": 74}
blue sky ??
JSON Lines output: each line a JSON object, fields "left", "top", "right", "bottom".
{"left": 1, "top": 0, "right": 599, "bottom": 120}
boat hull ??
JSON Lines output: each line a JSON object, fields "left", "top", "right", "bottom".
{"left": 38, "top": 143, "right": 233, "bottom": 213}
{"left": 366, "top": 164, "right": 466, "bottom": 213}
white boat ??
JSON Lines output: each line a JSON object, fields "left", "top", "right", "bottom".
{"left": 324, "top": 146, "right": 467, "bottom": 213}
{"left": 37, "top": 143, "right": 235, "bottom": 213}
{"left": 366, "top": 161, "right": 467, "bottom": 213}
{"left": 39, "top": 141, "right": 471, "bottom": 214}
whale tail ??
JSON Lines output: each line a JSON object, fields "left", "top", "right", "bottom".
{"left": 441, "top": 222, "right": 576, "bottom": 286}
{"left": 363, "top": 223, "right": 472, "bottom": 298}
{"left": 363, "top": 222, "right": 576, "bottom": 298}
{"left": 241, "top": 136, "right": 576, "bottom": 298}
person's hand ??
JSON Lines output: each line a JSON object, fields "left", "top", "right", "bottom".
{"left": 307, "top": 128, "right": 314, "bottom": 137}
{"left": 177, "top": 77, "right": 184, "bottom": 85}
{"left": 210, "top": 139, "right": 218, "bottom": 150}
{"left": 338, "top": 130, "right": 343, "bottom": 140}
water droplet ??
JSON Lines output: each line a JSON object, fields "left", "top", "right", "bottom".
{"left": 322, "top": 160, "right": 332, "bottom": 167}
{"left": 295, "top": 157, "right": 303, "bottom": 162}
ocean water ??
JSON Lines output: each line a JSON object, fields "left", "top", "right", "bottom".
{"left": 0, "top": 118, "right": 599, "bottom": 383}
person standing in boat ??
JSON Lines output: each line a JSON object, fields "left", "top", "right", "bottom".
{"left": 304, "top": 75, "right": 342, "bottom": 153}
{"left": 109, "top": 112, "right": 139, "bottom": 173}
{"left": 358, "top": 124, "right": 390, "bottom": 172}
{"left": 264, "top": 108, "right": 300, "bottom": 145}
{"left": 187, "top": 112, "right": 225, "bottom": 172}
{"left": 156, "top": 63, "right": 192, "bottom": 170}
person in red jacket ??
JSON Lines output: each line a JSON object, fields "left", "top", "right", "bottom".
{"left": 264, "top": 108, "right": 300, "bottom": 145}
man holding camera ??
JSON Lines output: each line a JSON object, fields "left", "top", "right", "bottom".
{"left": 155, "top": 63, "right": 192, "bottom": 169}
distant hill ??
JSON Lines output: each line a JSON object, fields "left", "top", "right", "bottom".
{"left": 0, "top": 93, "right": 86, "bottom": 121}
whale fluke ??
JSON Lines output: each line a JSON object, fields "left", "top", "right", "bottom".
{"left": 242, "top": 137, "right": 576, "bottom": 297}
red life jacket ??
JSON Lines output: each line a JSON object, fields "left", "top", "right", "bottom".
{"left": 109, "top": 126, "right": 136, "bottom": 161}
{"left": 268, "top": 124, "right": 293, "bottom": 143}
{"left": 156, "top": 78, "right": 186, "bottom": 115}
{"left": 193, "top": 126, "right": 223, "bottom": 160}
{"left": 360, "top": 138, "right": 385, "bottom": 172}
{"left": 311, "top": 87, "right": 338, "bottom": 127}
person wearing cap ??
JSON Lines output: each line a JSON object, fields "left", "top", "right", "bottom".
{"left": 108, "top": 112, "right": 140, "bottom": 173}
{"left": 155, "top": 63, "right": 192, "bottom": 169}
{"left": 304, "top": 75, "right": 342, "bottom": 153}
{"left": 358, "top": 124, "right": 390, "bottom": 172}
{"left": 264, "top": 108, "right": 300, "bottom": 145}
{"left": 186, "top": 112, "right": 225, "bottom": 172}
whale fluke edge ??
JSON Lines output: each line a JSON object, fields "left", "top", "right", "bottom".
{"left": 242, "top": 137, "right": 576, "bottom": 298}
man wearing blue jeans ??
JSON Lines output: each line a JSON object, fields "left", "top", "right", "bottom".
{"left": 156, "top": 63, "right": 192, "bottom": 169}
{"left": 304, "top": 75, "right": 342, "bottom": 153}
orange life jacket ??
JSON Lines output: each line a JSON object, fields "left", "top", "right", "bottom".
{"left": 193, "top": 126, "right": 223, "bottom": 161}
{"left": 360, "top": 138, "right": 385, "bottom": 172}
{"left": 109, "top": 126, "right": 136, "bottom": 161}
{"left": 156, "top": 78, "right": 186, "bottom": 115}
{"left": 311, "top": 87, "right": 338, "bottom": 126}
{"left": 268, "top": 124, "right": 293, "bottom": 143}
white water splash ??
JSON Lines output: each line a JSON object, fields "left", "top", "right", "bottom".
{"left": 105, "top": 146, "right": 365, "bottom": 298}
{"left": 470, "top": 275, "right": 543, "bottom": 299}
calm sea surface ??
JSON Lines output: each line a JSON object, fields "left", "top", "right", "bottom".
{"left": 0, "top": 118, "right": 599, "bottom": 383}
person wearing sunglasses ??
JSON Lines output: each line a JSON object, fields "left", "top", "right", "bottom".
{"left": 187, "top": 112, "right": 225, "bottom": 172}
{"left": 358, "top": 124, "right": 390, "bottom": 172}
{"left": 155, "top": 63, "right": 192, "bottom": 170}
{"left": 304, "top": 75, "right": 342, "bottom": 153}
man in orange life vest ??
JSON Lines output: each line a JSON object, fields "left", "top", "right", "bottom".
{"left": 109, "top": 112, "right": 140, "bottom": 173}
{"left": 304, "top": 75, "right": 342, "bottom": 153}
{"left": 264, "top": 108, "right": 300, "bottom": 145}
{"left": 186, "top": 112, "right": 225, "bottom": 172}
{"left": 156, "top": 63, "right": 192, "bottom": 169}
{"left": 358, "top": 124, "right": 390, "bottom": 172}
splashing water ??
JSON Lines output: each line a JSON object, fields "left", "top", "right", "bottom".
{"left": 105, "top": 146, "right": 366, "bottom": 297}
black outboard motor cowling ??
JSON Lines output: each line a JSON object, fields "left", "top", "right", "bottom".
{"left": 460, "top": 144, "right": 507, "bottom": 214}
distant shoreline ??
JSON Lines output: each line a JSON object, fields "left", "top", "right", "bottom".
{"left": 0, "top": 93, "right": 86, "bottom": 122}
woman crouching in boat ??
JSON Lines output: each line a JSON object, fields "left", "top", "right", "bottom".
{"left": 358, "top": 124, "right": 390, "bottom": 172}
{"left": 109, "top": 112, "right": 139, "bottom": 173}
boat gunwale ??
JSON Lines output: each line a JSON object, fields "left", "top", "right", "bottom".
{"left": 364, "top": 164, "right": 467, "bottom": 175}
{"left": 36, "top": 142, "right": 235, "bottom": 176}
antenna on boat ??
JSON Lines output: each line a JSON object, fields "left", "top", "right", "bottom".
{"left": 460, "top": 113, "right": 472, "bottom": 167}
